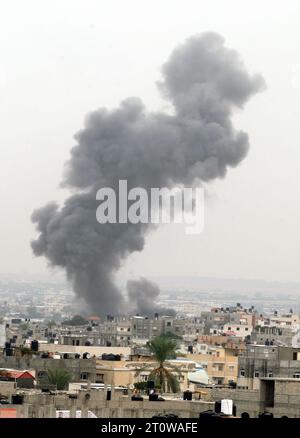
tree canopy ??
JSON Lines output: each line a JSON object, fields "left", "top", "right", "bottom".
{"left": 136, "top": 335, "right": 181, "bottom": 393}
{"left": 46, "top": 369, "right": 72, "bottom": 390}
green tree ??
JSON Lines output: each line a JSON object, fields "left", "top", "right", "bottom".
{"left": 19, "top": 346, "right": 36, "bottom": 356}
{"left": 161, "top": 331, "right": 182, "bottom": 341}
{"left": 134, "top": 381, "right": 148, "bottom": 391}
{"left": 136, "top": 336, "right": 181, "bottom": 394}
{"left": 46, "top": 369, "right": 72, "bottom": 390}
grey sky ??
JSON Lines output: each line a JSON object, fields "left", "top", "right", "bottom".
{"left": 0, "top": 0, "right": 300, "bottom": 283}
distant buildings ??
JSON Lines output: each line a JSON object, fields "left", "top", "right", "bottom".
{"left": 2, "top": 301, "right": 300, "bottom": 416}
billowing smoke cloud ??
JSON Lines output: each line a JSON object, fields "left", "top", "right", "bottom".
{"left": 31, "top": 32, "right": 265, "bottom": 316}
{"left": 127, "top": 278, "right": 175, "bottom": 316}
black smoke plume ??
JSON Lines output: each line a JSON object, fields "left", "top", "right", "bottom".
{"left": 127, "top": 278, "right": 175, "bottom": 317}
{"left": 31, "top": 32, "right": 265, "bottom": 316}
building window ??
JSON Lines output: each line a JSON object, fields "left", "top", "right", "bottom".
{"left": 96, "top": 374, "right": 104, "bottom": 383}
{"left": 80, "top": 372, "right": 89, "bottom": 380}
{"left": 254, "top": 371, "right": 260, "bottom": 378}
{"left": 240, "top": 369, "right": 245, "bottom": 377}
{"left": 293, "top": 373, "right": 300, "bottom": 378}
{"left": 268, "top": 372, "right": 273, "bottom": 378}
{"left": 245, "top": 328, "right": 248, "bottom": 331}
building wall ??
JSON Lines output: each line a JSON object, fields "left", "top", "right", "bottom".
{"left": 272, "top": 380, "right": 300, "bottom": 417}
{"left": 210, "top": 387, "right": 264, "bottom": 418}
{"left": 16, "top": 390, "right": 215, "bottom": 418}
{"left": 38, "top": 344, "right": 131, "bottom": 356}
{"left": 222, "top": 323, "right": 252, "bottom": 338}
{"left": 197, "top": 335, "right": 245, "bottom": 354}
{"left": 0, "top": 356, "right": 98, "bottom": 383}
{"left": 210, "top": 378, "right": 300, "bottom": 418}
{"left": 251, "top": 330, "right": 293, "bottom": 346}
{"left": 16, "top": 377, "right": 34, "bottom": 389}
{"left": 0, "top": 355, "right": 196, "bottom": 391}
{"left": 237, "top": 345, "right": 300, "bottom": 389}
{"left": 0, "top": 381, "right": 15, "bottom": 400}
{"left": 186, "top": 351, "right": 238, "bottom": 384}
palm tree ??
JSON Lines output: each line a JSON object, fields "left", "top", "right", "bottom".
{"left": 136, "top": 335, "right": 181, "bottom": 394}
{"left": 46, "top": 369, "right": 72, "bottom": 390}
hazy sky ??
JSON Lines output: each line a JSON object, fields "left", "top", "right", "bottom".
{"left": 1, "top": 0, "right": 300, "bottom": 283}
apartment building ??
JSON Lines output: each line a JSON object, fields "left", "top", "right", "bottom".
{"left": 186, "top": 345, "right": 238, "bottom": 385}
{"left": 237, "top": 344, "right": 300, "bottom": 389}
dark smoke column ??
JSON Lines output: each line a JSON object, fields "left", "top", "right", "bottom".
{"left": 31, "top": 32, "right": 265, "bottom": 316}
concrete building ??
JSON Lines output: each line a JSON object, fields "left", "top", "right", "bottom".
{"left": 269, "top": 313, "right": 300, "bottom": 329}
{"left": 237, "top": 344, "right": 300, "bottom": 389}
{"left": 221, "top": 323, "right": 252, "bottom": 338}
{"left": 38, "top": 343, "right": 131, "bottom": 357}
{"left": 186, "top": 346, "right": 238, "bottom": 385}
{"left": 251, "top": 325, "right": 294, "bottom": 346}
{"left": 201, "top": 306, "right": 257, "bottom": 338}
{"left": 0, "top": 384, "right": 214, "bottom": 418}
{"left": 0, "top": 354, "right": 100, "bottom": 385}
{"left": 211, "top": 377, "right": 300, "bottom": 418}
{"left": 197, "top": 335, "right": 246, "bottom": 355}
{"left": 4, "top": 375, "right": 300, "bottom": 418}
{"left": 0, "top": 346, "right": 209, "bottom": 392}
